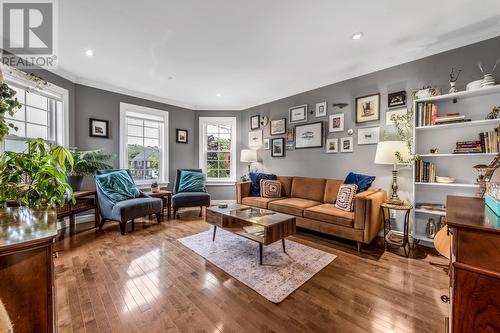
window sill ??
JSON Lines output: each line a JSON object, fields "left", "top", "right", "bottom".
{"left": 206, "top": 180, "right": 237, "bottom": 186}
{"left": 136, "top": 181, "right": 169, "bottom": 190}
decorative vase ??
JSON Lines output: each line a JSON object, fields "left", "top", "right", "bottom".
{"left": 426, "top": 218, "right": 437, "bottom": 239}
{"left": 449, "top": 81, "right": 457, "bottom": 93}
{"left": 66, "top": 175, "right": 84, "bottom": 192}
{"left": 481, "top": 74, "right": 495, "bottom": 88}
{"left": 151, "top": 182, "right": 160, "bottom": 193}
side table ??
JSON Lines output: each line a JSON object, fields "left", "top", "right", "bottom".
{"left": 380, "top": 202, "right": 415, "bottom": 257}
{"left": 144, "top": 190, "right": 172, "bottom": 220}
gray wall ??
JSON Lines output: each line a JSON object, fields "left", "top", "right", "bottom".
{"left": 74, "top": 84, "right": 196, "bottom": 190}
{"left": 240, "top": 36, "right": 500, "bottom": 202}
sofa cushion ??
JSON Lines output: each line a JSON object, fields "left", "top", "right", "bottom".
{"left": 335, "top": 184, "right": 358, "bottom": 212}
{"left": 290, "top": 177, "right": 326, "bottom": 202}
{"left": 260, "top": 179, "right": 282, "bottom": 198}
{"left": 344, "top": 172, "right": 375, "bottom": 193}
{"left": 242, "top": 196, "right": 283, "bottom": 209}
{"left": 95, "top": 170, "right": 141, "bottom": 203}
{"left": 112, "top": 197, "right": 163, "bottom": 221}
{"left": 304, "top": 204, "right": 354, "bottom": 228}
{"left": 249, "top": 173, "right": 277, "bottom": 196}
{"left": 268, "top": 198, "right": 321, "bottom": 216}
{"left": 323, "top": 179, "right": 344, "bottom": 203}
{"left": 172, "top": 192, "right": 211, "bottom": 208}
{"left": 277, "top": 176, "right": 293, "bottom": 197}
{"left": 178, "top": 170, "right": 207, "bottom": 193}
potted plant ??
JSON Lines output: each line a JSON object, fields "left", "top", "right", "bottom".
{"left": 0, "top": 139, "right": 74, "bottom": 208}
{"left": 0, "top": 81, "right": 21, "bottom": 141}
{"left": 67, "top": 149, "right": 115, "bottom": 191}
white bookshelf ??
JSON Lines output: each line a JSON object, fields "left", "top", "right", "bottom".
{"left": 412, "top": 85, "right": 500, "bottom": 247}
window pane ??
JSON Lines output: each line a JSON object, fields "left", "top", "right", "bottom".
{"left": 218, "top": 152, "right": 230, "bottom": 161}
{"left": 127, "top": 117, "right": 142, "bottom": 126}
{"left": 207, "top": 152, "right": 218, "bottom": 160}
{"left": 128, "top": 145, "right": 159, "bottom": 181}
{"left": 144, "top": 127, "right": 159, "bottom": 139}
{"left": 127, "top": 124, "right": 143, "bottom": 137}
{"left": 11, "top": 86, "right": 25, "bottom": 104}
{"left": 4, "top": 139, "right": 27, "bottom": 152}
{"left": 206, "top": 124, "right": 219, "bottom": 134}
{"left": 219, "top": 125, "right": 231, "bottom": 134}
{"left": 26, "top": 92, "right": 48, "bottom": 110}
{"left": 218, "top": 138, "right": 231, "bottom": 150}
{"left": 207, "top": 169, "right": 218, "bottom": 178}
{"left": 144, "top": 138, "right": 158, "bottom": 148}
{"left": 7, "top": 120, "right": 25, "bottom": 136}
{"left": 144, "top": 120, "right": 159, "bottom": 128}
{"left": 207, "top": 160, "right": 218, "bottom": 169}
{"left": 207, "top": 135, "right": 218, "bottom": 151}
{"left": 27, "top": 123, "right": 48, "bottom": 139}
{"left": 128, "top": 136, "right": 143, "bottom": 145}
{"left": 219, "top": 161, "right": 230, "bottom": 169}
{"left": 6, "top": 105, "right": 25, "bottom": 121}
{"left": 218, "top": 170, "right": 230, "bottom": 178}
{"left": 26, "top": 107, "right": 48, "bottom": 125}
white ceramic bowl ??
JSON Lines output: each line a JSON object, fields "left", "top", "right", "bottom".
{"left": 466, "top": 80, "right": 482, "bottom": 91}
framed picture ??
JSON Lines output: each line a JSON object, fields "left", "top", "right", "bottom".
{"left": 357, "top": 126, "right": 380, "bottom": 145}
{"left": 250, "top": 115, "right": 260, "bottom": 130}
{"left": 340, "top": 137, "right": 353, "bottom": 153}
{"left": 271, "top": 138, "right": 285, "bottom": 157}
{"left": 89, "top": 118, "right": 109, "bottom": 138}
{"left": 328, "top": 113, "right": 344, "bottom": 133}
{"left": 263, "top": 138, "right": 270, "bottom": 150}
{"left": 270, "top": 118, "right": 286, "bottom": 135}
{"left": 286, "top": 127, "right": 294, "bottom": 142}
{"left": 355, "top": 93, "right": 380, "bottom": 123}
{"left": 388, "top": 91, "right": 407, "bottom": 108}
{"left": 326, "top": 138, "right": 338, "bottom": 153}
{"left": 315, "top": 101, "right": 327, "bottom": 117}
{"left": 248, "top": 130, "right": 263, "bottom": 148}
{"left": 286, "top": 142, "right": 294, "bottom": 151}
{"left": 386, "top": 108, "right": 407, "bottom": 125}
{"left": 295, "top": 121, "right": 323, "bottom": 149}
{"left": 289, "top": 104, "right": 308, "bottom": 124}
{"left": 176, "top": 129, "right": 188, "bottom": 143}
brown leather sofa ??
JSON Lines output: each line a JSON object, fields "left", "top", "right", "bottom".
{"left": 236, "top": 176, "right": 387, "bottom": 250}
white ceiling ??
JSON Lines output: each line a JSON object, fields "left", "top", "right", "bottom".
{"left": 56, "top": 0, "right": 500, "bottom": 110}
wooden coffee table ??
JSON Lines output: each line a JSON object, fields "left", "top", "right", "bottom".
{"left": 205, "top": 204, "right": 296, "bottom": 265}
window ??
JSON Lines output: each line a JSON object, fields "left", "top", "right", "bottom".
{"left": 120, "top": 103, "right": 169, "bottom": 184}
{"left": 2, "top": 74, "right": 69, "bottom": 152}
{"left": 199, "top": 117, "right": 237, "bottom": 184}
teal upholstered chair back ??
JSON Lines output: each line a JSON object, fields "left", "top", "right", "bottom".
{"left": 174, "top": 168, "right": 203, "bottom": 194}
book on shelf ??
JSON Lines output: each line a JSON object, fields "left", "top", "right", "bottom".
{"left": 415, "top": 101, "right": 470, "bottom": 127}
{"left": 415, "top": 160, "right": 436, "bottom": 183}
{"left": 243, "top": 225, "right": 265, "bottom": 236}
{"left": 478, "top": 125, "right": 500, "bottom": 153}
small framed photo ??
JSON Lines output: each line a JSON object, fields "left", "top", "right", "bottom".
{"left": 340, "top": 137, "right": 353, "bottom": 153}
{"left": 355, "top": 93, "right": 380, "bottom": 123}
{"left": 286, "top": 127, "right": 294, "bottom": 142}
{"left": 357, "top": 126, "right": 380, "bottom": 145}
{"left": 270, "top": 118, "right": 286, "bottom": 135}
{"left": 176, "top": 129, "right": 188, "bottom": 143}
{"left": 248, "top": 130, "right": 263, "bottom": 148}
{"left": 328, "top": 113, "right": 344, "bottom": 133}
{"left": 386, "top": 108, "right": 407, "bottom": 125}
{"left": 295, "top": 121, "right": 323, "bottom": 149}
{"left": 315, "top": 101, "right": 327, "bottom": 117}
{"left": 250, "top": 115, "right": 260, "bottom": 130}
{"left": 388, "top": 91, "right": 407, "bottom": 108}
{"left": 264, "top": 138, "right": 270, "bottom": 150}
{"left": 289, "top": 104, "right": 308, "bottom": 124}
{"left": 326, "top": 138, "right": 338, "bottom": 153}
{"left": 89, "top": 118, "right": 109, "bottom": 138}
{"left": 286, "top": 142, "right": 294, "bottom": 151}
{"left": 271, "top": 138, "right": 285, "bottom": 157}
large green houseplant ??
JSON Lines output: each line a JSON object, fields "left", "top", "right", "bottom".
{"left": 66, "top": 149, "right": 115, "bottom": 191}
{"left": 0, "top": 81, "right": 22, "bottom": 141}
{"left": 0, "top": 139, "right": 74, "bottom": 208}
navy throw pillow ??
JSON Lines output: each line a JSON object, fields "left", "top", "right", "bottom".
{"left": 249, "top": 173, "right": 277, "bottom": 196}
{"left": 344, "top": 172, "right": 375, "bottom": 193}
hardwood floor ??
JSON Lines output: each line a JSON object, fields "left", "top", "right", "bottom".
{"left": 54, "top": 209, "right": 449, "bottom": 333}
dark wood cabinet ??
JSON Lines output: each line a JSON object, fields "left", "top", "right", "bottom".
{"left": 0, "top": 208, "right": 57, "bottom": 333}
{"left": 446, "top": 196, "right": 500, "bottom": 333}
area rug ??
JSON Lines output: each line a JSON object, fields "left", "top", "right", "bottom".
{"left": 178, "top": 228, "right": 336, "bottom": 303}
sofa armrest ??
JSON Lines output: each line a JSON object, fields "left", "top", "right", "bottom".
{"left": 236, "top": 182, "right": 251, "bottom": 203}
{"left": 353, "top": 189, "right": 387, "bottom": 243}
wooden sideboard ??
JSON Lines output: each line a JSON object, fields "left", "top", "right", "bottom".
{"left": 446, "top": 196, "right": 500, "bottom": 333}
{"left": 0, "top": 208, "right": 57, "bottom": 333}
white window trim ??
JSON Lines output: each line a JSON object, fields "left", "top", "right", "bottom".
{"left": 119, "top": 102, "right": 169, "bottom": 185}
{"left": 199, "top": 116, "right": 237, "bottom": 186}
{"left": 1, "top": 73, "right": 69, "bottom": 151}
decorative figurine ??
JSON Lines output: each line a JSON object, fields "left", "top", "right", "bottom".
{"left": 151, "top": 181, "right": 160, "bottom": 193}
{"left": 478, "top": 58, "right": 500, "bottom": 88}
{"left": 430, "top": 148, "right": 439, "bottom": 154}
{"left": 449, "top": 68, "right": 461, "bottom": 93}
{"left": 486, "top": 106, "right": 500, "bottom": 120}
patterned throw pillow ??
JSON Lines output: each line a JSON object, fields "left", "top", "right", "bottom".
{"left": 260, "top": 179, "right": 282, "bottom": 198}
{"left": 334, "top": 184, "right": 358, "bottom": 212}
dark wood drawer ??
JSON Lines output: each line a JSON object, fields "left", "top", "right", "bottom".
{"left": 205, "top": 209, "right": 223, "bottom": 227}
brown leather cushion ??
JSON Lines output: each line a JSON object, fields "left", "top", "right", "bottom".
{"left": 290, "top": 177, "right": 326, "bottom": 202}
{"left": 268, "top": 198, "right": 321, "bottom": 216}
{"left": 242, "top": 196, "right": 283, "bottom": 209}
{"left": 323, "top": 179, "right": 344, "bottom": 203}
{"left": 304, "top": 204, "right": 354, "bottom": 228}
{"left": 277, "top": 176, "right": 293, "bottom": 197}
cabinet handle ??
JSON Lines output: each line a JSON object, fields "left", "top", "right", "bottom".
{"left": 441, "top": 295, "right": 450, "bottom": 303}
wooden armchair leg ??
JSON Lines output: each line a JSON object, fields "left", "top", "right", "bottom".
{"left": 156, "top": 213, "right": 162, "bottom": 223}
{"left": 120, "top": 221, "right": 126, "bottom": 235}
{"left": 131, "top": 219, "right": 135, "bottom": 231}
{"left": 99, "top": 218, "right": 106, "bottom": 230}
{"left": 173, "top": 208, "right": 179, "bottom": 219}
{"left": 199, "top": 206, "right": 203, "bottom": 217}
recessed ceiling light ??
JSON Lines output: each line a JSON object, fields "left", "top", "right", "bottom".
{"left": 351, "top": 32, "right": 363, "bottom": 40}
{"left": 85, "top": 49, "right": 94, "bottom": 57}
{"left": 216, "top": 93, "right": 222, "bottom": 97}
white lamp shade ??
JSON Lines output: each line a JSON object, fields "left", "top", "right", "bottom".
{"left": 374, "top": 141, "right": 411, "bottom": 165}
{"left": 240, "top": 149, "right": 258, "bottom": 163}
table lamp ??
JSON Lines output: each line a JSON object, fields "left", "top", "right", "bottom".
{"left": 240, "top": 149, "right": 258, "bottom": 175}
{"left": 374, "top": 141, "right": 411, "bottom": 205}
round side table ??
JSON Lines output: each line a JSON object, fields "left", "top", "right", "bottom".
{"left": 380, "top": 202, "right": 414, "bottom": 257}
